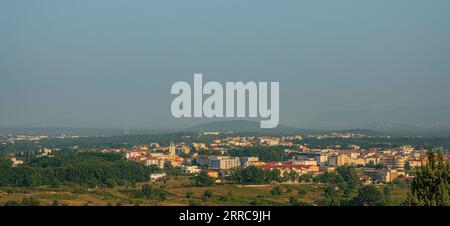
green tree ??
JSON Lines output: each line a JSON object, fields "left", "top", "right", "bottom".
{"left": 404, "top": 162, "right": 412, "bottom": 171}
{"left": 250, "top": 198, "right": 264, "bottom": 206}
{"left": 350, "top": 186, "right": 385, "bottom": 206}
{"left": 21, "top": 197, "right": 41, "bottom": 206}
{"left": 141, "top": 184, "right": 153, "bottom": 197}
{"left": 191, "top": 170, "right": 214, "bottom": 187}
{"left": 336, "top": 166, "right": 359, "bottom": 192}
{"left": 0, "top": 152, "right": 155, "bottom": 188}
{"left": 404, "top": 151, "right": 449, "bottom": 206}
{"left": 285, "top": 171, "right": 298, "bottom": 183}
{"left": 228, "top": 166, "right": 283, "bottom": 184}
{"left": 159, "top": 192, "right": 167, "bottom": 201}
{"left": 4, "top": 201, "right": 21, "bottom": 206}
{"left": 321, "top": 186, "right": 340, "bottom": 206}
{"left": 383, "top": 186, "right": 391, "bottom": 204}
{"left": 229, "top": 166, "right": 266, "bottom": 184}
{"left": 267, "top": 169, "right": 282, "bottom": 183}
{"left": 297, "top": 187, "right": 307, "bottom": 196}
{"left": 202, "top": 190, "right": 213, "bottom": 201}
{"left": 287, "top": 186, "right": 293, "bottom": 194}
{"left": 289, "top": 197, "right": 300, "bottom": 206}
{"left": 189, "top": 200, "right": 202, "bottom": 206}
{"left": 203, "top": 190, "right": 213, "bottom": 198}
{"left": 299, "top": 174, "right": 314, "bottom": 183}
{"left": 270, "top": 187, "right": 283, "bottom": 196}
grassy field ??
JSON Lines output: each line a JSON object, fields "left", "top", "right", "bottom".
{"left": 0, "top": 176, "right": 409, "bottom": 206}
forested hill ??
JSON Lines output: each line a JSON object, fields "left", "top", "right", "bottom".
{"left": 0, "top": 152, "right": 159, "bottom": 187}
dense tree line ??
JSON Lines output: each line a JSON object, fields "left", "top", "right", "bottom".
{"left": 227, "top": 147, "right": 286, "bottom": 162}
{"left": 228, "top": 166, "right": 282, "bottom": 184}
{"left": 0, "top": 152, "right": 159, "bottom": 187}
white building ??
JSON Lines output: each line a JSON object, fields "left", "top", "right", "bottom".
{"left": 209, "top": 156, "right": 240, "bottom": 170}
{"left": 181, "top": 165, "right": 202, "bottom": 174}
{"left": 150, "top": 172, "right": 166, "bottom": 181}
{"left": 240, "top": 157, "right": 263, "bottom": 167}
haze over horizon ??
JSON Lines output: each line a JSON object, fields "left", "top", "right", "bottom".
{"left": 1, "top": 1, "right": 450, "bottom": 130}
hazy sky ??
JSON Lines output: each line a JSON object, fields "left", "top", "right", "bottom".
{"left": 1, "top": 0, "right": 450, "bottom": 129}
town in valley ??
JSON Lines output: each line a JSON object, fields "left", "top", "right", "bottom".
{"left": 1, "top": 128, "right": 448, "bottom": 206}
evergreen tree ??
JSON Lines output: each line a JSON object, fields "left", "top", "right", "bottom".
{"left": 404, "top": 151, "right": 449, "bottom": 206}
{"left": 336, "top": 166, "right": 359, "bottom": 192}
{"left": 191, "top": 170, "right": 214, "bottom": 187}
{"left": 270, "top": 186, "right": 283, "bottom": 196}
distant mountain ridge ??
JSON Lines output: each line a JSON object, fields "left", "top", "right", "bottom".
{"left": 359, "top": 122, "right": 450, "bottom": 137}
{"left": 184, "top": 120, "right": 450, "bottom": 137}
{"left": 182, "top": 120, "right": 385, "bottom": 136}
{"left": 183, "top": 120, "right": 299, "bottom": 133}
{"left": 305, "top": 105, "right": 450, "bottom": 128}
{"left": 3, "top": 120, "right": 450, "bottom": 137}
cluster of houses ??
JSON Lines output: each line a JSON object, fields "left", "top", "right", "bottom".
{"left": 293, "top": 145, "right": 435, "bottom": 183}
{"left": 109, "top": 132, "right": 445, "bottom": 184}
{"left": 7, "top": 148, "right": 61, "bottom": 167}
{"left": 6, "top": 132, "right": 443, "bottom": 184}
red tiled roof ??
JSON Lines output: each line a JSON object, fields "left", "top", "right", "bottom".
{"left": 258, "top": 164, "right": 312, "bottom": 170}
{"left": 415, "top": 150, "right": 429, "bottom": 153}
